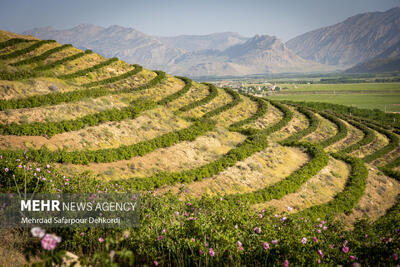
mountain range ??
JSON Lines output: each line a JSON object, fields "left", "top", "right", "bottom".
{"left": 23, "top": 7, "right": 400, "bottom": 77}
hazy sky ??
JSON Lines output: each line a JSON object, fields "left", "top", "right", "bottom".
{"left": 1, "top": 0, "right": 399, "bottom": 41}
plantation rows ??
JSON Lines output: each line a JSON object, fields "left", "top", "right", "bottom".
{"left": 1, "top": 37, "right": 399, "bottom": 266}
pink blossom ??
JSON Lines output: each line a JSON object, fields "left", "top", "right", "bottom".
{"left": 237, "top": 241, "right": 242, "bottom": 247}
{"left": 99, "top": 237, "right": 104, "bottom": 243}
{"left": 343, "top": 240, "right": 348, "bottom": 247}
{"left": 350, "top": 256, "right": 357, "bottom": 261}
{"left": 191, "top": 238, "right": 195, "bottom": 242}
{"left": 258, "top": 214, "right": 263, "bottom": 218}
{"left": 272, "top": 239, "right": 278, "bottom": 245}
{"left": 318, "top": 258, "right": 321, "bottom": 264}
{"left": 18, "top": 165, "right": 22, "bottom": 168}
{"left": 209, "top": 248, "right": 215, "bottom": 256}
{"left": 301, "top": 237, "right": 307, "bottom": 244}
{"left": 31, "top": 227, "right": 45, "bottom": 238}
{"left": 41, "top": 234, "right": 61, "bottom": 251}
{"left": 263, "top": 242, "right": 270, "bottom": 250}
{"left": 162, "top": 228, "right": 166, "bottom": 233}
{"left": 199, "top": 249, "right": 204, "bottom": 255}
{"left": 80, "top": 232, "right": 84, "bottom": 237}
{"left": 317, "top": 250, "right": 324, "bottom": 258}
{"left": 313, "top": 236, "right": 318, "bottom": 243}
{"left": 283, "top": 259, "right": 289, "bottom": 267}
{"left": 234, "top": 224, "right": 238, "bottom": 229}
{"left": 4, "top": 168, "right": 9, "bottom": 172}
{"left": 254, "top": 227, "right": 261, "bottom": 234}
{"left": 287, "top": 206, "right": 293, "bottom": 212}
{"left": 393, "top": 253, "right": 398, "bottom": 261}
{"left": 317, "top": 229, "right": 321, "bottom": 233}
{"left": 153, "top": 261, "right": 159, "bottom": 266}
{"left": 158, "top": 235, "right": 163, "bottom": 241}
{"left": 342, "top": 246, "right": 349, "bottom": 253}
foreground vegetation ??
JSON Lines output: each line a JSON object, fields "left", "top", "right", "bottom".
{"left": 0, "top": 35, "right": 399, "bottom": 266}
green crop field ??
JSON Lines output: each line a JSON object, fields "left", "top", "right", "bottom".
{"left": 268, "top": 93, "right": 400, "bottom": 112}
{"left": 280, "top": 82, "right": 400, "bottom": 92}
{"left": 1, "top": 32, "right": 400, "bottom": 266}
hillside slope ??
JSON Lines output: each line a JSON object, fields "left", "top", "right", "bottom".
{"left": 286, "top": 7, "right": 400, "bottom": 68}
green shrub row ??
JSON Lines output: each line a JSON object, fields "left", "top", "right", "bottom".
{"left": 317, "top": 112, "right": 348, "bottom": 148}
{"left": 58, "top": 57, "right": 119, "bottom": 79}
{"left": 295, "top": 153, "right": 368, "bottom": 219}
{"left": 341, "top": 119, "right": 375, "bottom": 153}
{"left": 228, "top": 96, "right": 268, "bottom": 131}
{"left": 34, "top": 49, "right": 93, "bottom": 72}
{"left": 202, "top": 88, "right": 242, "bottom": 118}
{"left": 157, "top": 76, "right": 192, "bottom": 105}
{"left": 0, "top": 69, "right": 37, "bottom": 81}
{"left": 225, "top": 141, "right": 329, "bottom": 204}
{"left": 82, "top": 64, "right": 143, "bottom": 88}
{"left": 0, "top": 99, "right": 156, "bottom": 137}
{"left": 0, "top": 40, "right": 56, "bottom": 60}
{"left": 0, "top": 38, "right": 36, "bottom": 50}
{"left": 114, "top": 101, "right": 293, "bottom": 190}
{"left": 279, "top": 100, "right": 400, "bottom": 130}
{"left": 178, "top": 83, "right": 218, "bottom": 112}
{"left": 0, "top": 67, "right": 164, "bottom": 111}
{"left": 281, "top": 106, "right": 319, "bottom": 144}
{"left": 10, "top": 44, "right": 73, "bottom": 66}
{"left": 361, "top": 123, "right": 399, "bottom": 163}
{"left": 1, "top": 118, "right": 216, "bottom": 165}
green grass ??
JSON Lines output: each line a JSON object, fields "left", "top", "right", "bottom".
{"left": 280, "top": 82, "right": 400, "bottom": 92}
{"left": 268, "top": 93, "right": 400, "bottom": 112}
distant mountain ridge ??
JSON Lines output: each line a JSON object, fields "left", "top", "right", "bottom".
{"left": 286, "top": 7, "right": 400, "bottom": 68}
{"left": 22, "top": 7, "right": 400, "bottom": 76}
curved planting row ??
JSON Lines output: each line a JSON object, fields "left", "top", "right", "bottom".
{"left": 178, "top": 83, "right": 218, "bottom": 112}
{"left": 295, "top": 153, "right": 368, "bottom": 219}
{"left": 114, "top": 101, "right": 293, "bottom": 191}
{"left": 360, "top": 122, "right": 399, "bottom": 163}
{"left": 57, "top": 57, "right": 119, "bottom": 79}
{"left": 34, "top": 49, "right": 93, "bottom": 72}
{"left": 82, "top": 64, "right": 143, "bottom": 88}
{"left": 379, "top": 156, "right": 400, "bottom": 180}
{"left": 228, "top": 96, "right": 268, "bottom": 132}
{"left": 10, "top": 44, "right": 73, "bottom": 66}
{"left": 0, "top": 38, "right": 36, "bottom": 50}
{"left": 0, "top": 40, "right": 56, "bottom": 60}
{"left": 339, "top": 119, "right": 375, "bottom": 153}
{"left": 317, "top": 111, "right": 348, "bottom": 148}
{"left": 0, "top": 67, "right": 165, "bottom": 111}
{"left": 281, "top": 106, "right": 319, "bottom": 144}
{"left": 225, "top": 141, "right": 329, "bottom": 204}
{"left": 202, "top": 88, "right": 242, "bottom": 118}
{"left": 1, "top": 118, "right": 216, "bottom": 165}
{"left": 157, "top": 76, "right": 192, "bottom": 106}
{"left": 0, "top": 99, "right": 156, "bottom": 137}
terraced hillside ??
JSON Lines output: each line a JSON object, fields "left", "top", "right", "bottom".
{"left": 0, "top": 31, "right": 399, "bottom": 266}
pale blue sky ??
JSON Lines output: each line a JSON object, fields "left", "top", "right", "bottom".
{"left": 0, "top": 0, "right": 399, "bottom": 41}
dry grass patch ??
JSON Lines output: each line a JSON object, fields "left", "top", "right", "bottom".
{"left": 350, "top": 129, "right": 389, "bottom": 158}
{"left": 167, "top": 82, "right": 209, "bottom": 110}
{"left": 0, "top": 106, "right": 190, "bottom": 151}
{"left": 326, "top": 119, "right": 364, "bottom": 152}
{"left": 253, "top": 157, "right": 349, "bottom": 214}
{"left": 68, "top": 60, "right": 134, "bottom": 85}
{"left": 61, "top": 126, "right": 245, "bottom": 180}
{"left": 338, "top": 165, "right": 400, "bottom": 225}
{"left": 0, "top": 72, "right": 173, "bottom": 124}
{"left": 183, "top": 88, "right": 232, "bottom": 118}
{"left": 43, "top": 46, "right": 82, "bottom": 64}
{"left": 268, "top": 106, "right": 309, "bottom": 142}
{"left": 216, "top": 95, "right": 258, "bottom": 128}
{"left": 250, "top": 101, "right": 283, "bottom": 130}
{"left": 0, "top": 77, "right": 80, "bottom": 100}
{"left": 6, "top": 42, "right": 62, "bottom": 64}
{"left": 51, "top": 52, "right": 105, "bottom": 74}
{"left": 157, "top": 144, "right": 309, "bottom": 198}
{"left": 302, "top": 113, "right": 337, "bottom": 143}
{"left": 0, "top": 40, "right": 38, "bottom": 55}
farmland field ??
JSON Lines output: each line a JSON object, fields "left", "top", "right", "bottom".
{"left": 0, "top": 32, "right": 399, "bottom": 266}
